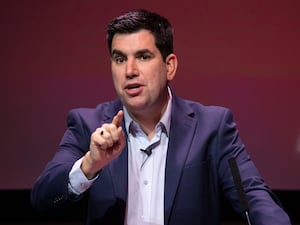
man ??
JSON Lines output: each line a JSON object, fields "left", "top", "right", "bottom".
{"left": 31, "top": 9, "right": 291, "bottom": 225}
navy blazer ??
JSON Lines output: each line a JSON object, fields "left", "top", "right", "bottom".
{"left": 31, "top": 94, "right": 291, "bottom": 225}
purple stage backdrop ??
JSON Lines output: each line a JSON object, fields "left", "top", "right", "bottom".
{"left": 1, "top": 0, "right": 299, "bottom": 190}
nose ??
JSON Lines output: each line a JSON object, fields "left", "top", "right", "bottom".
{"left": 125, "top": 58, "right": 138, "bottom": 78}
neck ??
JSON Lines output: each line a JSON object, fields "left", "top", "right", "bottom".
{"left": 128, "top": 96, "right": 169, "bottom": 139}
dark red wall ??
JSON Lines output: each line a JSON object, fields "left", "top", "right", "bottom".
{"left": 1, "top": 0, "right": 299, "bottom": 189}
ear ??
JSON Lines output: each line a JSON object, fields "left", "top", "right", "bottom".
{"left": 165, "top": 53, "right": 178, "bottom": 81}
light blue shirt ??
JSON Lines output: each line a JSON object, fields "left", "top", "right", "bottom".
{"left": 124, "top": 93, "right": 171, "bottom": 225}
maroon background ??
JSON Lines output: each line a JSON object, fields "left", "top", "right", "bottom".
{"left": 1, "top": 0, "right": 299, "bottom": 190}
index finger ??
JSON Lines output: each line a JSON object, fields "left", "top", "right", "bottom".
{"left": 112, "top": 110, "right": 124, "bottom": 127}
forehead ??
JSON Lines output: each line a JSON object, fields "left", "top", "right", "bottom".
{"left": 111, "top": 29, "right": 157, "bottom": 52}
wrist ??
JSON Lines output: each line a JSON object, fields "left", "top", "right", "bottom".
{"left": 81, "top": 151, "right": 102, "bottom": 180}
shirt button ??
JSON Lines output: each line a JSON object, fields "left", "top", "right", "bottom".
{"left": 143, "top": 180, "right": 148, "bottom": 185}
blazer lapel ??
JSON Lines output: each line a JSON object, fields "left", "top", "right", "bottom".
{"left": 164, "top": 97, "right": 197, "bottom": 224}
{"left": 108, "top": 144, "right": 128, "bottom": 200}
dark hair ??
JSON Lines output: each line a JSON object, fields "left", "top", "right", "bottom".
{"left": 106, "top": 9, "right": 174, "bottom": 60}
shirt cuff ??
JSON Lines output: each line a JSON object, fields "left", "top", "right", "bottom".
{"left": 68, "top": 157, "right": 98, "bottom": 195}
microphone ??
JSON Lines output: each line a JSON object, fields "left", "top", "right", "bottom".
{"left": 140, "top": 147, "right": 153, "bottom": 156}
{"left": 140, "top": 139, "right": 161, "bottom": 157}
{"left": 228, "top": 157, "right": 252, "bottom": 225}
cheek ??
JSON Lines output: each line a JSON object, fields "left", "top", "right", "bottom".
{"left": 111, "top": 65, "right": 123, "bottom": 81}
{"left": 146, "top": 62, "right": 167, "bottom": 77}
{"left": 153, "top": 66, "right": 168, "bottom": 84}
{"left": 149, "top": 75, "right": 167, "bottom": 92}
{"left": 112, "top": 75, "right": 122, "bottom": 90}
{"left": 111, "top": 72, "right": 121, "bottom": 90}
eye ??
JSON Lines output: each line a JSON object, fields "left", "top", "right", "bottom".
{"left": 112, "top": 55, "right": 126, "bottom": 64}
{"left": 138, "top": 54, "right": 152, "bottom": 61}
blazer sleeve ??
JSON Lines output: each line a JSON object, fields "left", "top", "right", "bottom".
{"left": 217, "top": 109, "right": 291, "bottom": 225}
{"left": 30, "top": 108, "right": 94, "bottom": 212}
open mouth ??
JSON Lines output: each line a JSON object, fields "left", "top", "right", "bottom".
{"left": 127, "top": 85, "right": 140, "bottom": 90}
{"left": 125, "top": 83, "right": 143, "bottom": 95}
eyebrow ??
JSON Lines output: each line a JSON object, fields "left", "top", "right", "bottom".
{"left": 111, "top": 49, "right": 125, "bottom": 57}
{"left": 111, "top": 49, "right": 154, "bottom": 57}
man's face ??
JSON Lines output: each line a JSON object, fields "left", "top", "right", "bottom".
{"left": 110, "top": 29, "right": 176, "bottom": 115}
